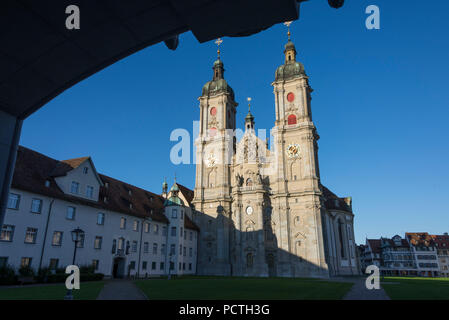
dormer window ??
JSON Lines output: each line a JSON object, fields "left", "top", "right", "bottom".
{"left": 83, "top": 167, "right": 88, "bottom": 174}
{"left": 45, "top": 180, "right": 50, "bottom": 188}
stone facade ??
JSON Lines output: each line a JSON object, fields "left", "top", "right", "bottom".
{"left": 192, "top": 39, "right": 359, "bottom": 278}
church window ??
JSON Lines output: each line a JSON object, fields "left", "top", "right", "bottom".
{"left": 287, "top": 114, "right": 297, "bottom": 125}
{"left": 338, "top": 220, "right": 346, "bottom": 258}
{"left": 172, "top": 209, "right": 177, "bottom": 218}
{"left": 246, "top": 253, "right": 254, "bottom": 268}
{"left": 246, "top": 178, "right": 253, "bottom": 187}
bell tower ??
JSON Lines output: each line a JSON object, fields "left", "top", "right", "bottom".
{"left": 193, "top": 39, "right": 237, "bottom": 276}
{"left": 270, "top": 22, "right": 329, "bottom": 277}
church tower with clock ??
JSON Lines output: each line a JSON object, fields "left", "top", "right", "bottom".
{"left": 192, "top": 41, "right": 237, "bottom": 275}
{"left": 193, "top": 31, "right": 360, "bottom": 278}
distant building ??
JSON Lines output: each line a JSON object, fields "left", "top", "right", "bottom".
{"left": 360, "top": 232, "right": 448, "bottom": 277}
{"left": 0, "top": 146, "right": 199, "bottom": 278}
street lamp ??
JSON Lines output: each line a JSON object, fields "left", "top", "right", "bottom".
{"left": 64, "top": 227, "right": 84, "bottom": 300}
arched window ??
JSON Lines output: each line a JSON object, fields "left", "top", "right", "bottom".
{"left": 246, "top": 178, "right": 253, "bottom": 186}
{"left": 338, "top": 220, "right": 346, "bottom": 258}
{"left": 288, "top": 114, "right": 297, "bottom": 125}
{"left": 246, "top": 253, "right": 254, "bottom": 268}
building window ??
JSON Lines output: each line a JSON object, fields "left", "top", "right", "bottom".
{"left": 97, "top": 213, "right": 105, "bottom": 225}
{"left": 189, "top": 247, "right": 193, "bottom": 257}
{"left": 189, "top": 263, "right": 192, "bottom": 271}
{"left": 30, "top": 199, "right": 43, "bottom": 214}
{"left": 132, "top": 241, "right": 138, "bottom": 253}
{"left": 170, "top": 262, "right": 174, "bottom": 270}
{"left": 83, "top": 167, "right": 88, "bottom": 174}
{"left": 71, "top": 181, "right": 80, "bottom": 194}
{"left": 172, "top": 209, "right": 177, "bottom": 218}
{"left": 170, "top": 244, "right": 175, "bottom": 255}
{"left": 183, "top": 246, "right": 186, "bottom": 256}
{"left": 160, "top": 262, "right": 164, "bottom": 270}
{"left": 52, "top": 231, "right": 63, "bottom": 246}
{"left": 92, "top": 260, "right": 99, "bottom": 271}
{"left": 162, "top": 226, "right": 167, "bottom": 236}
{"left": 7, "top": 193, "right": 21, "bottom": 209}
{"left": 76, "top": 233, "right": 85, "bottom": 248}
{"left": 153, "top": 243, "right": 158, "bottom": 255}
{"left": 45, "top": 180, "right": 51, "bottom": 187}
{"left": 94, "top": 236, "right": 102, "bottom": 249}
{"left": 183, "top": 263, "right": 186, "bottom": 270}
{"left": 24, "top": 227, "right": 38, "bottom": 244}
{"left": 0, "top": 225, "right": 15, "bottom": 242}
{"left": 66, "top": 206, "right": 76, "bottom": 220}
{"left": 21, "top": 257, "right": 32, "bottom": 268}
{"left": 0, "top": 257, "right": 8, "bottom": 268}
{"left": 190, "top": 232, "right": 193, "bottom": 241}
{"left": 51, "top": 264, "right": 65, "bottom": 277}
{"left": 171, "top": 227, "right": 176, "bottom": 237}
{"left": 86, "top": 186, "right": 94, "bottom": 198}
{"left": 120, "top": 217, "right": 126, "bottom": 229}
{"left": 143, "top": 242, "right": 149, "bottom": 253}
{"left": 153, "top": 224, "right": 159, "bottom": 235}
{"left": 142, "top": 261, "right": 147, "bottom": 270}
{"left": 129, "top": 261, "right": 135, "bottom": 270}
{"left": 144, "top": 223, "right": 150, "bottom": 233}
{"left": 184, "top": 230, "right": 187, "bottom": 240}
{"left": 152, "top": 262, "right": 156, "bottom": 270}
{"left": 179, "top": 245, "right": 182, "bottom": 256}
{"left": 246, "top": 253, "right": 254, "bottom": 268}
{"left": 133, "top": 220, "right": 139, "bottom": 231}
{"left": 112, "top": 239, "right": 117, "bottom": 254}
{"left": 179, "top": 263, "right": 182, "bottom": 270}
{"left": 180, "top": 227, "right": 183, "bottom": 237}
{"left": 118, "top": 238, "right": 124, "bottom": 250}
{"left": 161, "top": 244, "right": 166, "bottom": 255}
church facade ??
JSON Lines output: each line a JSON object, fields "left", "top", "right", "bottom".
{"left": 192, "top": 38, "right": 360, "bottom": 278}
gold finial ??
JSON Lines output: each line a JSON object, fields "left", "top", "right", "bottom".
{"left": 284, "top": 21, "right": 293, "bottom": 40}
{"left": 215, "top": 38, "right": 223, "bottom": 58}
{"left": 247, "top": 97, "right": 252, "bottom": 112}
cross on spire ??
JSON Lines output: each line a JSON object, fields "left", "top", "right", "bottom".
{"left": 284, "top": 21, "right": 293, "bottom": 40}
{"left": 247, "top": 97, "right": 252, "bottom": 113}
{"left": 215, "top": 37, "right": 223, "bottom": 58}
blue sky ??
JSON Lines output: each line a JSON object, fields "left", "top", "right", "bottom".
{"left": 20, "top": 1, "right": 449, "bottom": 244}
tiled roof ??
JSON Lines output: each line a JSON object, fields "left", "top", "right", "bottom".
{"left": 367, "top": 239, "right": 382, "bottom": 254}
{"left": 11, "top": 146, "right": 199, "bottom": 230}
{"left": 380, "top": 238, "right": 409, "bottom": 248}
{"left": 430, "top": 234, "right": 449, "bottom": 248}
{"left": 406, "top": 232, "right": 435, "bottom": 247}
{"left": 321, "top": 185, "right": 352, "bottom": 213}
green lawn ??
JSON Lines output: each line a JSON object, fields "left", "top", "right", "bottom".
{"left": 135, "top": 277, "right": 353, "bottom": 300}
{"left": 0, "top": 281, "right": 105, "bottom": 300}
{"left": 382, "top": 277, "right": 449, "bottom": 300}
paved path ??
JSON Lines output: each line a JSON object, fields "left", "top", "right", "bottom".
{"left": 341, "top": 277, "right": 390, "bottom": 300}
{"left": 96, "top": 279, "right": 147, "bottom": 300}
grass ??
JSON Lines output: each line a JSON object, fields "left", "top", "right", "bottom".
{"left": 135, "top": 277, "right": 353, "bottom": 300}
{"left": 0, "top": 281, "right": 105, "bottom": 300}
{"left": 382, "top": 277, "right": 449, "bottom": 300}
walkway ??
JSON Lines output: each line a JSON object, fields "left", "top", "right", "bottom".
{"left": 96, "top": 279, "right": 147, "bottom": 300}
{"left": 341, "top": 277, "right": 390, "bottom": 300}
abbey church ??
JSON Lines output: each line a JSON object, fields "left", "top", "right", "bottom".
{"left": 192, "top": 36, "right": 360, "bottom": 278}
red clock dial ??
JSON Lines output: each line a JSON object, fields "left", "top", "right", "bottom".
{"left": 210, "top": 107, "right": 217, "bottom": 116}
{"left": 287, "top": 92, "right": 295, "bottom": 102}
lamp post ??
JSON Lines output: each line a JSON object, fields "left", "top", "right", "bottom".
{"left": 64, "top": 227, "right": 84, "bottom": 300}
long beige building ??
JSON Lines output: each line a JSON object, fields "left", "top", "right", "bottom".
{"left": 191, "top": 38, "right": 360, "bottom": 278}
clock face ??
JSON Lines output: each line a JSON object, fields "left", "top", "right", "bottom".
{"left": 286, "top": 143, "right": 300, "bottom": 158}
{"left": 246, "top": 206, "right": 253, "bottom": 215}
{"left": 206, "top": 153, "right": 216, "bottom": 167}
{"left": 287, "top": 92, "right": 295, "bottom": 102}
